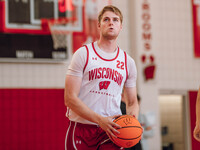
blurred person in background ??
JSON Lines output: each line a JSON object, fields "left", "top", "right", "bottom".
{"left": 193, "top": 86, "right": 200, "bottom": 142}
{"left": 121, "top": 93, "right": 155, "bottom": 150}
{"left": 137, "top": 95, "right": 155, "bottom": 150}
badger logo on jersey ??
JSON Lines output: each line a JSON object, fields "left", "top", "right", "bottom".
{"left": 99, "top": 81, "right": 111, "bottom": 90}
{"left": 89, "top": 67, "right": 123, "bottom": 86}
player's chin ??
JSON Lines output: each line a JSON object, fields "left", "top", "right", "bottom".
{"left": 105, "top": 34, "right": 118, "bottom": 40}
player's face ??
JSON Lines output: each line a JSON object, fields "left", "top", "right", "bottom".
{"left": 98, "top": 11, "right": 122, "bottom": 40}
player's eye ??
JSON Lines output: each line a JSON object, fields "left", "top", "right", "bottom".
{"left": 113, "top": 18, "right": 119, "bottom": 22}
{"left": 104, "top": 18, "right": 109, "bottom": 21}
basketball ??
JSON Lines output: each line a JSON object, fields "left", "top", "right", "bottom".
{"left": 110, "top": 115, "right": 143, "bottom": 148}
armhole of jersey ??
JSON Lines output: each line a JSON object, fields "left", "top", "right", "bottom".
{"left": 83, "top": 45, "right": 89, "bottom": 73}
{"left": 124, "top": 51, "right": 128, "bottom": 82}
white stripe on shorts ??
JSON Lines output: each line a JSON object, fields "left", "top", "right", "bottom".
{"left": 65, "top": 121, "right": 71, "bottom": 150}
{"left": 100, "top": 138, "right": 109, "bottom": 145}
{"left": 72, "top": 122, "right": 78, "bottom": 150}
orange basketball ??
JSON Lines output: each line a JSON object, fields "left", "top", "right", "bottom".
{"left": 110, "top": 115, "right": 143, "bottom": 148}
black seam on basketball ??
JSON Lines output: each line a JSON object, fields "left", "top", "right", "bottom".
{"left": 116, "top": 134, "right": 142, "bottom": 140}
{"left": 110, "top": 135, "right": 123, "bottom": 147}
{"left": 109, "top": 134, "right": 118, "bottom": 145}
{"left": 113, "top": 115, "right": 136, "bottom": 123}
{"left": 113, "top": 116, "right": 131, "bottom": 122}
{"left": 118, "top": 126, "right": 143, "bottom": 129}
{"left": 109, "top": 135, "right": 115, "bottom": 142}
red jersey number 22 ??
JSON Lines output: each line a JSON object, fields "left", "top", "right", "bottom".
{"left": 116, "top": 60, "right": 124, "bottom": 70}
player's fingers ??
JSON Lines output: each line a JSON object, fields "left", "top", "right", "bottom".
{"left": 112, "top": 114, "right": 121, "bottom": 120}
{"left": 110, "top": 115, "right": 121, "bottom": 128}
{"left": 106, "top": 128, "right": 117, "bottom": 138}
{"left": 110, "top": 125, "right": 120, "bottom": 134}
{"left": 111, "top": 121, "right": 121, "bottom": 129}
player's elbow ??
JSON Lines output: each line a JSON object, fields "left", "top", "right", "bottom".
{"left": 64, "top": 92, "right": 73, "bottom": 107}
{"left": 127, "top": 100, "right": 136, "bottom": 107}
{"left": 64, "top": 90, "right": 79, "bottom": 109}
{"left": 126, "top": 99, "right": 139, "bottom": 112}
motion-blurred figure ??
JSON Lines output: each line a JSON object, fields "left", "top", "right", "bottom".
{"left": 84, "top": 0, "right": 99, "bottom": 43}
{"left": 121, "top": 94, "right": 155, "bottom": 150}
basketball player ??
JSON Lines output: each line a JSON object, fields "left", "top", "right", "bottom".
{"left": 194, "top": 87, "right": 200, "bottom": 142}
{"left": 64, "top": 5, "right": 139, "bottom": 149}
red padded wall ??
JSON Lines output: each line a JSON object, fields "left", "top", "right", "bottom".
{"left": 0, "top": 89, "right": 67, "bottom": 150}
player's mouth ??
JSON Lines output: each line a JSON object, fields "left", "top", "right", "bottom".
{"left": 108, "top": 27, "right": 114, "bottom": 30}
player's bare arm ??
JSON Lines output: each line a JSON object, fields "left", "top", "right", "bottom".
{"left": 124, "top": 87, "right": 139, "bottom": 118}
{"left": 64, "top": 75, "right": 121, "bottom": 138}
{"left": 194, "top": 87, "right": 200, "bottom": 142}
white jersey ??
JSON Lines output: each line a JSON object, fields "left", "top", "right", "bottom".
{"left": 66, "top": 41, "right": 137, "bottom": 124}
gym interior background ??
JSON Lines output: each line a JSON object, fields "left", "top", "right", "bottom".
{"left": 0, "top": 0, "right": 200, "bottom": 150}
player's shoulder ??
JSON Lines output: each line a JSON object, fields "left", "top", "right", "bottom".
{"left": 71, "top": 45, "right": 90, "bottom": 62}
{"left": 75, "top": 45, "right": 87, "bottom": 53}
{"left": 74, "top": 43, "right": 91, "bottom": 55}
{"left": 119, "top": 48, "right": 135, "bottom": 63}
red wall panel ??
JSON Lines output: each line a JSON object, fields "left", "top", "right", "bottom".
{"left": 0, "top": 89, "right": 67, "bottom": 150}
{"left": 192, "top": 0, "right": 200, "bottom": 58}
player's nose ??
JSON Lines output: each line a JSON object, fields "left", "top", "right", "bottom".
{"left": 107, "top": 18, "right": 114, "bottom": 24}
{"left": 109, "top": 20, "right": 114, "bottom": 26}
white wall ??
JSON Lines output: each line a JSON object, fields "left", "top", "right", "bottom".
{"left": 155, "top": 0, "right": 200, "bottom": 90}
{"left": 0, "top": 63, "right": 68, "bottom": 88}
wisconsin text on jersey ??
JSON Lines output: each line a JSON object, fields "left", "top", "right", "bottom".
{"left": 89, "top": 67, "right": 124, "bottom": 86}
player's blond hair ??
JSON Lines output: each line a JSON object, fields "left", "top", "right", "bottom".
{"left": 98, "top": 5, "right": 123, "bottom": 24}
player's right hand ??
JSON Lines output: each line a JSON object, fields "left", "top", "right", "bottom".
{"left": 98, "top": 115, "right": 121, "bottom": 138}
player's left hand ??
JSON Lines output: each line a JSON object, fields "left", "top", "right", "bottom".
{"left": 193, "top": 123, "right": 200, "bottom": 142}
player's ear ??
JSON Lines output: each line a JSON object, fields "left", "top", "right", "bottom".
{"left": 98, "top": 22, "right": 101, "bottom": 28}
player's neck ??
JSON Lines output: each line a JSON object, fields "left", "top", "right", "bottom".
{"left": 97, "top": 38, "right": 117, "bottom": 53}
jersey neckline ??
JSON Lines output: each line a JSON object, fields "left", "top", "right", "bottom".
{"left": 92, "top": 42, "right": 119, "bottom": 61}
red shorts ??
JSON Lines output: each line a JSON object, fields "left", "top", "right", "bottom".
{"left": 65, "top": 119, "right": 124, "bottom": 150}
